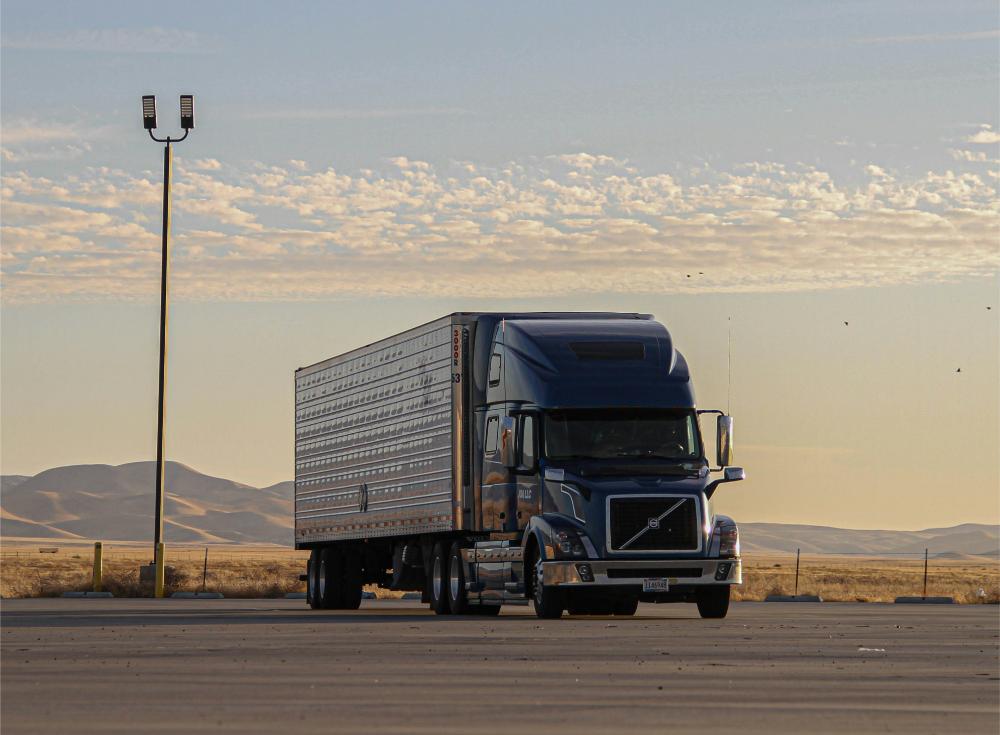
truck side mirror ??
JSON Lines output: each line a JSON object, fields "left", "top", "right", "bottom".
{"left": 717, "top": 415, "right": 734, "bottom": 467}
{"left": 500, "top": 416, "right": 516, "bottom": 468}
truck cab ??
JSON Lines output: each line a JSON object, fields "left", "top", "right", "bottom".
{"left": 461, "top": 316, "right": 744, "bottom": 619}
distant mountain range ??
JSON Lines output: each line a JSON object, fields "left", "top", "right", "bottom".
{"left": 1, "top": 462, "right": 292, "bottom": 545}
{"left": 1, "top": 462, "right": 997, "bottom": 555}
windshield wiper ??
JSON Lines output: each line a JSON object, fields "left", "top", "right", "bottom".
{"left": 614, "top": 452, "right": 690, "bottom": 461}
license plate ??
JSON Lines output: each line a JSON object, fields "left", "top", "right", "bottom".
{"left": 642, "top": 578, "right": 670, "bottom": 592}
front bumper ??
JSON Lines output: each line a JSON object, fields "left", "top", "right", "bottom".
{"left": 542, "top": 558, "right": 742, "bottom": 587}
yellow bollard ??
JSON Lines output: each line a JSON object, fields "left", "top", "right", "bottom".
{"left": 154, "top": 542, "right": 165, "bottom": 598}
{"left": 92, "top": 541, "right": 103, "bottom": 592}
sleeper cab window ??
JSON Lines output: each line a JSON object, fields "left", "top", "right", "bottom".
{"left": 485, "top": 416, "right": 499, "bottom": 455}
{"left": 488, "top": 352, "right": 502, "bottom": 386}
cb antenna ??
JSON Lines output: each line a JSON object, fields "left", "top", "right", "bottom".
{"left": 727, "top": 316, "right": 733, "bottom": 415}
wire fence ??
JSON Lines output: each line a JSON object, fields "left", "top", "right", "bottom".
{"left": 1, "top": 543, "right": 996, "bottom": 602}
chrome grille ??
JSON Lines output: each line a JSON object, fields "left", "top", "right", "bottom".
{"left": 608, "top": 496, "right": 700, "bottom": 552}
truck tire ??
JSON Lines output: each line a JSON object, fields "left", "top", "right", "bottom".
{"left": 613, "top": 596, "right": 639, "bottom": 616}
{"left": 531, "top": 557, "right": 564, "bottom": 620}
{"left": 696, "top": 586, "right": 730, "bottom": 619}
{"left": 320, "top": 547, "right": 345, "bottom": 609}
{"left": 307, "top": 548, "right": 322, "bottom": 609}
{"left": 429, "top": 541, "right": 451, "bottom": 615}
{"left": 340, "top": 547, "right": 364, "bottom": 610}
{"left": 447, "top": 542, "right": 470, "bottom": 615}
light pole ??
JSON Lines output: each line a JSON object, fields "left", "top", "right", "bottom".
{"left": 142, "top": 94, "right": 194, "bottom": 598}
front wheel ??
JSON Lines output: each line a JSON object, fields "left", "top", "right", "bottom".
{"left": 696, "top": 586, "right": 731, "bottom": 619}
{"left": 531, "top": 557, "right": 564, "bottom": 620}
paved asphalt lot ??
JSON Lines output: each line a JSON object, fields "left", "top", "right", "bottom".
{"left": 1, "top": 599, "right": 997, "bottom": 734}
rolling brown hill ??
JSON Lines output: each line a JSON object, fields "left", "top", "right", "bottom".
{"left": 0, "top": 462, "right": 293, "bottom": 545}
{"left": 1, "top": 463, "right": 997, "bottom": 555}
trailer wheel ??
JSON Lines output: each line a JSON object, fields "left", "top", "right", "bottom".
{"left": 429, "top": 541, "right": 451, "bottom": 615}
{"left": 613, "top": 596, "right": 639, "bottom": 616}
{"left": 341, "top": 547, "right": 364, "bottom": 610}
{"left": 320, "top": 547, "right": 345, "bottom": 609}
{"left": 696, "top": 585, "right": 730, "bottom": 619}
{"left": 307, "top": 549, "right": 322, "bottom": 609}
{"left": 447, "top": 542, "right": 470, "bottom": 615}
{"left": 531, "top": 556, "right": 563, "bottom": 620}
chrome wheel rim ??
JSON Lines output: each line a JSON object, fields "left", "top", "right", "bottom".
{"left": 449, "top": 555, "right": 460, "bottom": 601}
{"left": 432, "top": 556, "right": 442, "bottom": 601}
{"left": 318, "top": 559, "right": 326, "bottom": 600}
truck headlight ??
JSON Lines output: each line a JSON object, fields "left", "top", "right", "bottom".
{"left": 546, "top": 527, "right": 590, "bottom": 559}
{"left": 717, "top": 521, "right": 740, "bottom": 558}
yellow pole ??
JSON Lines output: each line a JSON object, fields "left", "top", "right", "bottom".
{"left": 154, "top": 541, "right": 165, "bottom": 598}
{"left": 92, "top": 541, "right": 103, "bottom": 592}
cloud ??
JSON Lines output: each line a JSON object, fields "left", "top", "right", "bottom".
{"left": 855, "top": 30, "right": 1000, "bottom": 44}
{"left": 243, "top": 107, "right": 472, "bottom": 121}
{"left": 948, "top": 149, "right": 990, "bottom": 162}
{"left": 1, "top": 119, "right": 116, "bottom": 163}
{"left": 2, "top": 150, "right": 998, "bottom": 303}
{"left": 966, "top": 125, "right": 1000, "bottom": 144}
{"left": 1, "top": 27, "right": 217, "bottom": 54}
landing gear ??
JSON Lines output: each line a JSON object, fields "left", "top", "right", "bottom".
{"left": 696, "top": 585, "right": 731, "bottom": 619}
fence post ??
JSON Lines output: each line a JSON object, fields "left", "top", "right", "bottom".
{"left": 154, "top": 542, "right": 165, "bottom": 598}
{"left": 923, "top": 548, "right": 928, "bottom": 598}
{"left": 202, "top": 547, "right": 209, "bottom": 592}
{"left": 794, "top": 548, "right": 801, "bottom": 596}
{"left": 92, "top": 541, "right": 103, "bottom": 592}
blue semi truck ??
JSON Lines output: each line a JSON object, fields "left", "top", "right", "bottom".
{"left": 295, "top": 312, "right": 744, "bottom": 619}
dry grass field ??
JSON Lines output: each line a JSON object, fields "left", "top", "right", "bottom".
{"left": 1, "top": 542, "right": 997, "bottom": 603}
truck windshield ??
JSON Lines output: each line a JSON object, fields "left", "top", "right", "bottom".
{"left": 544, "top": 409, "right": 700, "bottom": 461}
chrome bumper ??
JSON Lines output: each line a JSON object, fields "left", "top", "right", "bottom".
{"left": 542, "top": 558, "right": 742, "bottom": 587}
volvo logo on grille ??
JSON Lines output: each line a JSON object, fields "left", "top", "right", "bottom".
{"left": 358, "top": 482, "right": 369, "bottom": 513}
{"left": 647, "top": 517, "right": 660, "bottom": 530}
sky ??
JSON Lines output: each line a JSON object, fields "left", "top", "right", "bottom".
{"left": 1, "top": 2, "right": 998, "bottom": 530}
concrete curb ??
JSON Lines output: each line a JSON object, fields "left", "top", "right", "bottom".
{"left": 764, "top": 594, "right": 823, "bottom": 602}
{"left": 894, "top": 596, "right": 954, "bottom": 604}
{"left": 170, "top": 592, "right": 225, "bottom": 599}
{"left": 61, "top": 591, "right": 114, "bottom": 598}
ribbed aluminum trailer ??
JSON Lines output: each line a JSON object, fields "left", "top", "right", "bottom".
{"left": 295, "top": 316, "right": 461, "bottom": 545}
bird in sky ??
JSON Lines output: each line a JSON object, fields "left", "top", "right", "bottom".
{"left": 956, "top": 368, "right": 962, "bottom": 373}
{"left": 844, "top": 321, "right": 849, "bottom": 326}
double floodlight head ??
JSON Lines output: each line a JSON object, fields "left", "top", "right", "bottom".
{"left": 141, "top": 94, "right": 195, "bottom": 138}
{"left": 142, "top": 95, "right": 157, "bottom": 130}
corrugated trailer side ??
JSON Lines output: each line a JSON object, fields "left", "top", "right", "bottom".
{"left": 294, "top": 316, "right": 459, "bottom": 546}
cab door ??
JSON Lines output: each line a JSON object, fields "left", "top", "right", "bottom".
{"left": 481, "top": 410, "right": 515, "bottom": 531}
{"left": 513, "top": 412, "right": 541, "bottom": 530}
